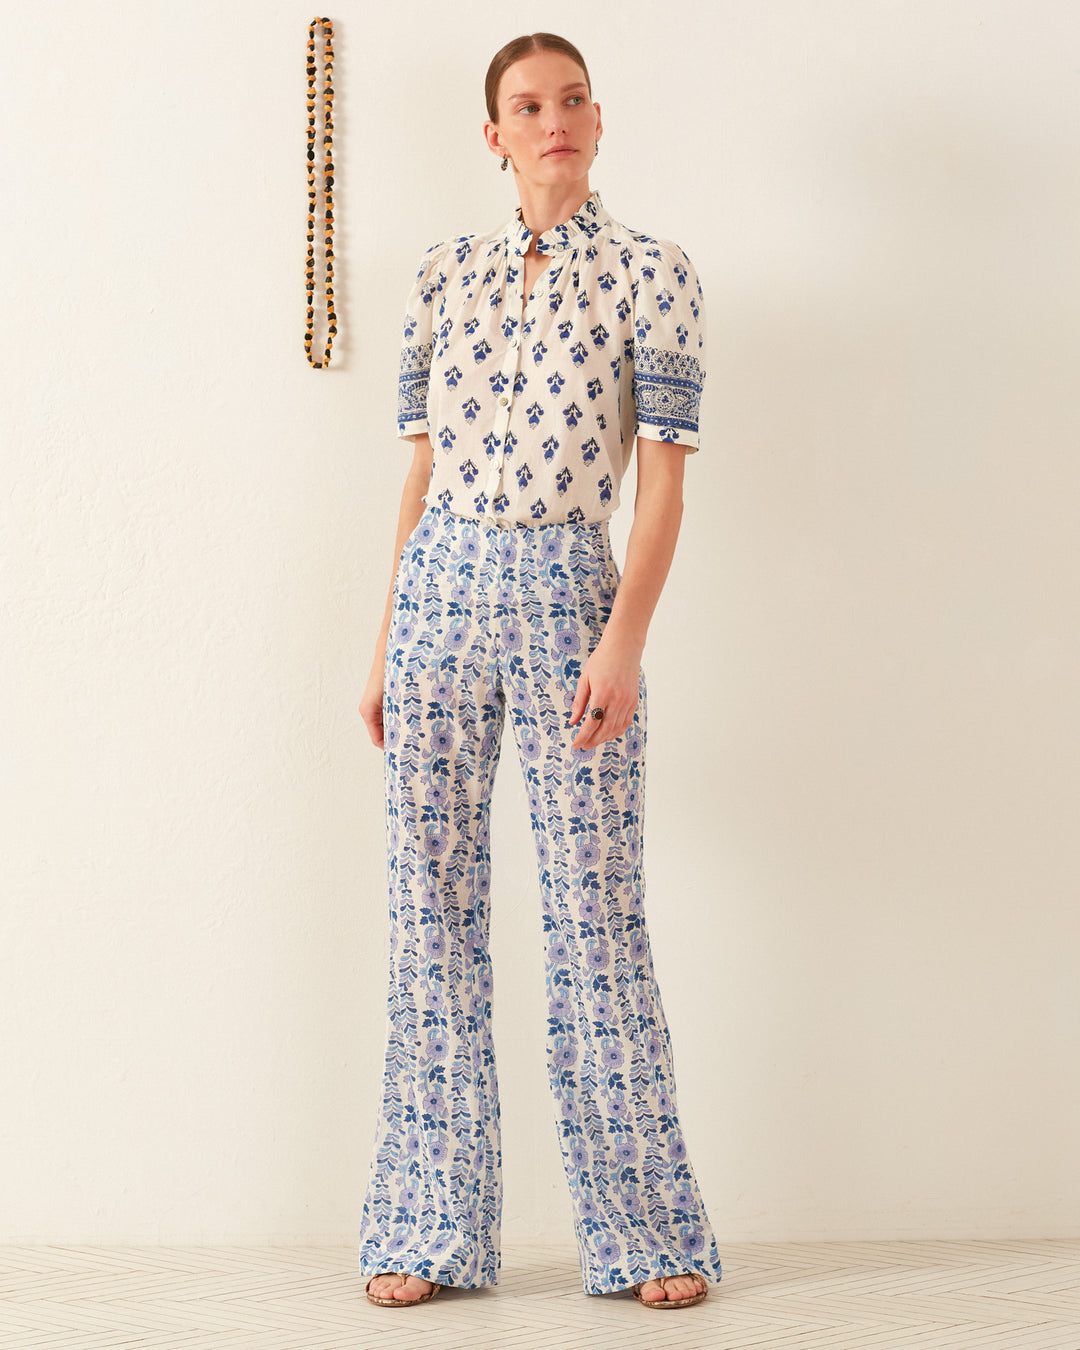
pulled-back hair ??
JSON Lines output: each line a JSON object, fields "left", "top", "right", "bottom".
{"left": 484, "top": 33, "right": 592, "bottom": 123}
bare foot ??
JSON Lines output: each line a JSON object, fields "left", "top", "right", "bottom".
{"left": 368, "top": 1272, "right": 435, "bottom": 1301}
{"left": 638, "top": 1273, "right": 705, "bottom": 1303}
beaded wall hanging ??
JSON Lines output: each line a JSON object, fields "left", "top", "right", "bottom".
{"left": 305, "top": 17, "right": 336, "bottom": 368}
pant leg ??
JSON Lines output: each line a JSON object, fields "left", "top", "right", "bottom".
{"left": 498, "top": 517, "right": 725, "bottom": 1296}
{"left": 358, "top": 504, "right": 506, "bottom": 1289}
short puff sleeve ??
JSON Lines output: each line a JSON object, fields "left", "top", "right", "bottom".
{"left": 631, "top": 240, "right": 707, "bottom": 451}
{"left": 395, "top": 240, "right": 450, "bottom": 442}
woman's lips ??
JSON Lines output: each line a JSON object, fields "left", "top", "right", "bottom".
{"left": 543, "top": 147, "right": 577, "bottom": 157}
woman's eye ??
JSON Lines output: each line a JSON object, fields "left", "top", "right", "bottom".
{"left": 568, "top": 95, "right": 584, "bottom": 105}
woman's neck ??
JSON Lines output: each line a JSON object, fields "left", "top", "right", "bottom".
{"left": 516, "top": 178, "right": 593, "bottom": 251}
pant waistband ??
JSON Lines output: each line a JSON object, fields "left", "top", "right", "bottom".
{"left": 422, "top": 497, "right": 611, "bottom": 546}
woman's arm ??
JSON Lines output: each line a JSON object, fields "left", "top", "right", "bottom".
{"left": 569, "top": 436, "right": 688, "bottom": 750}
{"left": 359, "top": 434, "right": 433, "bottom": 748}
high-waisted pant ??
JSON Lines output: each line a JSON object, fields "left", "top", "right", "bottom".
{"left": 357, "top": 498, "right": 724, "bottom": 1296}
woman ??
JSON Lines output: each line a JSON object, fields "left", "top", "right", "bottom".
{"left": 358, "top": 32, "right": 723, "bottom": 1311}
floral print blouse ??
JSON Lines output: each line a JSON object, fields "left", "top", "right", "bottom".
{"left": 395, "top": 190, "right": 706, "bottom": 526}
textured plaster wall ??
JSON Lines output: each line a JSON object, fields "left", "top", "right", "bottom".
{"left": 1, "top": 0, "right": 1078, "bottom": 1244}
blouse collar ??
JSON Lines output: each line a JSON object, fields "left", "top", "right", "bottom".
{"left": 507, "top": 189, "right": 611, "bottom": 256}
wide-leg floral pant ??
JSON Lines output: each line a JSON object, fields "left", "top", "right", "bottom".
{"left": 357, "top": 498, "right": 724, "bottom": 1296}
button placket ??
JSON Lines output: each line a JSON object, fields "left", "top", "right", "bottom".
{"left": 482, "top": 230, "right": 578, "bottom": 525}
{"left": 483, "top": 249, "right": 526, "bottom": 523}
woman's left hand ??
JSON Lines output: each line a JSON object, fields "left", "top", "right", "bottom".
{"left": 568, "top": 630, "right": 642, "bottom": 750}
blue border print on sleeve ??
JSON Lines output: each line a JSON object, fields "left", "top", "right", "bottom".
{"left": 398, "top": 339, "right": 434, "bottom": 433}
{"left": 632, "top": 346, "right": 703, "bottom": 439}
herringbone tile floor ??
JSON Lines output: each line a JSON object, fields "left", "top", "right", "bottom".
{"left": 1, "top": 1238, "right": 1078, "bottom": 1349}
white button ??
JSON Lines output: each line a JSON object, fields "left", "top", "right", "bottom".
{"left": 499, "top": 396, "right": 508, "bottom": 406}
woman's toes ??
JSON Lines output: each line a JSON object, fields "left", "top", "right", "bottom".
{"left": 666, "top": 1273, "right": 702, "bottom": 1299}
{"left": 638, "top": 1273, "right": 704, "bottom": 1302}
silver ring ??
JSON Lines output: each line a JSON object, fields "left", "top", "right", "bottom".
{"left": 590, "top": 707, "right": 605, "bottom": 721}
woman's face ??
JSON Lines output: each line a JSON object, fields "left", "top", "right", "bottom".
{"left": 484, "top": 49, "right": 602, "bottom": 184}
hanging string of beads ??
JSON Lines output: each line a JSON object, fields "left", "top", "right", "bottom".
{"left": 305, "top": 17, "right": 336, "bottom": 368}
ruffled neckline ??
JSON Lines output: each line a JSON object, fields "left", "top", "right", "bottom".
{"left": 506, "top": 189, "right": 611, "bottom": 256}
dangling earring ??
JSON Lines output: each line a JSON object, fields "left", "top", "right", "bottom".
{"left": 594, "top": 140, "right": 599, "bottom": 154}
{"left": 501, "top": 155, "right": 509, "bottom": 172}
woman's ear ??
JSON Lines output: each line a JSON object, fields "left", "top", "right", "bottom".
{"left": 482, "top": 119, "right": 503, "bottom": 159}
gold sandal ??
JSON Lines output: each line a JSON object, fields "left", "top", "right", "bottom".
{"left": 631, "top": 1272, "right": 708, "bottom": 1308}
{"left": 365, "top": 1271, "right": 442, "bottom": 1306}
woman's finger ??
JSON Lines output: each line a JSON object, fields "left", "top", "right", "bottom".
{"left": 572, "top": 693, "right": 607, "bottom": 749}
{"left": 572, "top": 695, "right": 636, "bottom": 749}
{"left": 568, "top": 670, "right": 592, "bottom": 728}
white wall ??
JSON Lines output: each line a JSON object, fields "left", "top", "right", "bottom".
{"left": 2, "top": 0, "right": 1077, "bottom": 1245}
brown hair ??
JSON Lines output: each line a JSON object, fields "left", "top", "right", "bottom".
{"left": 484, "top": 33, "right": 592, "bottom": 123}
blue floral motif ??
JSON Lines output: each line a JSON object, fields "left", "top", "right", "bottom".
{"left": 357, "top": 502, "right": 725, "bottom": 1297}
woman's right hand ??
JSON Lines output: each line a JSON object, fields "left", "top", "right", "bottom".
{"left": 360, "top": 436, "right": 433, "bottom": 752}
{"left": 359, "top": 659, "right": 386, "bottom": 749}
